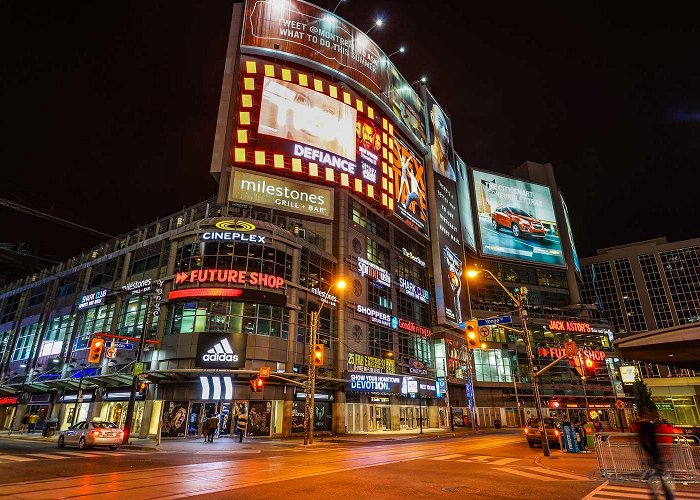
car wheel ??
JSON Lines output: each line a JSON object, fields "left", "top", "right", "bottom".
{"left": 512, "top": 223, "right": 521, "bottom": 238}
{"left": 78, "top": 437, "right": 87, "bottom": 450}
{"left": 58, "top": 435, "right": 65, "bottom": 448}
{"left": 109, "top": 445, "right": 119, "bottom": 451}
{"left": 492, "top": 219, "right": 499, "bottom": 231}
{"left": 528, "top": 441, "right": 535, "bottom": 448}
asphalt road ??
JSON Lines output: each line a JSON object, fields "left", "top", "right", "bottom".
{"left": 0, "top": 433, "right": 696, "bottom": 499}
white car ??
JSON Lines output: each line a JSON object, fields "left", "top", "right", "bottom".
{"left": 58, "top": 421, "right": 123, "bottom": 450}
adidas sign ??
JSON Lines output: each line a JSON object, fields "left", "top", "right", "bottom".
{"left": 202, "top": 338, "right": 239, "bottom": 363}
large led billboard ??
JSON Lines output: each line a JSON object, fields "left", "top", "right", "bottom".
{"left": 241, "top": 0, "right": 426, "bottom": 146}
{"left": 233, "top": 57, "right": 425, "bottom": 233}
{"left": 472, "top": 169, "right": 565, "bottom": 267}
{"left": 455, "top": 154, "right": 476, "bottom": 251}
{"left": 425, "top": 91, "right": 469, "bottom": 326}
{"left": 561, "top": 194, "right": 581, "bottom": 273}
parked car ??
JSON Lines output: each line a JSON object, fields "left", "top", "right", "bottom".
{"left": 58, "top": 420, "right": 123, "bottom": 450}
{"left": 492, "top": 207, "right": 547, "bottom": 239}
{"left": 524, "top": 417, "right": 561, "bottom": 448}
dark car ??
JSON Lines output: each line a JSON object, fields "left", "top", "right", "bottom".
{"left": 492, "top": 207, "right": 547, "bottom": 239}
{"left": 524, "top": 417, "right": 561, "bottom": 448}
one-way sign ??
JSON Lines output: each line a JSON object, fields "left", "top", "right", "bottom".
{"left": 477, "top": 315, "right": 513, "bottom": 327}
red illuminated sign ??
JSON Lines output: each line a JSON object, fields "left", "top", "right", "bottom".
{"left": 397, "top": 318, "right": 431, "bottom": 338}
{"left": 547, "top": 320, "right": 592, "bottom": 333}
{"left": 174, "top": 270, "right": 284, "bottom": 289}
{"left": 0, "top": 396, "right": 18, "bottom": 405}
{"left": 168, "top": 288, "right": 244, "bottom": 300}
{"left": 539, "top": 346, "right": 606, "bottom": 361}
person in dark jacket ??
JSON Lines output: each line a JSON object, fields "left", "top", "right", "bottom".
{"left": 236, "top": 407, "right": 248, "bottom": 443}
{"left": 638, "top": 412, "right": 675, "bottom": 500}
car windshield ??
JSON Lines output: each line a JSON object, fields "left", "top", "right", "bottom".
{"left": 509, "top": 208, "right": 532, "bottom": 217}
{"left": 91, "top": 422, "right": 118, "bottom": 429}
{"left": 529, "top": 419, "right": 556, "bottom": 429}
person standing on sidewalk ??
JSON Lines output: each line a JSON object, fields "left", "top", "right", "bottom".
{"left": 207, "top": 414, "right": 219, "bottom": 443}
{"left": 27, "top": 413, "right": 38, "bottom": 434}
{"left": 236, "top": 406, "right": 248, "bottom": 443}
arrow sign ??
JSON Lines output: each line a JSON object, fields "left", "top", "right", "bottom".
{"left": 477, "top": 315, "right": 512, "bottom": 327}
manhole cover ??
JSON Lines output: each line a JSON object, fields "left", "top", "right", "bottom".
{"left": 442, "top": 486, "right": 481, "bottom": 494}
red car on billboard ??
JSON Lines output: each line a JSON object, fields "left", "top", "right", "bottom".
{"left": 491, "top": 207, "right": 547, "bottom": 239}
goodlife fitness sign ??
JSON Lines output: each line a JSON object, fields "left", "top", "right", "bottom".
{"left": 174, "top": 270, "right": 284, "bottom": 289}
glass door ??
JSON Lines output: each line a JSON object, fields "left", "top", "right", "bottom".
{"left": 188, "top": 402, "right": 203, "bottom": 437}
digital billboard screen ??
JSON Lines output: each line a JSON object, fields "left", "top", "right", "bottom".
{"left": 241, "top": 0, "right": 426, "bottom": 146}
{"left": 472, "top": 169, "right": 565, "bottom": 267}
{"left": 455, "top": 154, "right": 476, "bottom": 251}
{"left": 561, "top": 194, "right": 580, "bottom": 273}
{"left": 390, "top": 136, "right": 428, "bottom": 236}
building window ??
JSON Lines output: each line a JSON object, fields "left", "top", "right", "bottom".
{"left": 660, "top": 246, "right": 700, "bottom": 325}
{"left": 40, "top": 314, "right": 71, "bottom": 357}
{"left": 580, "top": 262, "right": 627, "bottom": 333}
{"left": 474, "top": 349, "right": 515, "bottom": 383}
{"left": 349, "top": 199, "right": 389, "bottom": 241}
{"left": 11, "top": 323, "right": 38, "bottom": 361}
{"left": 639, "top": 253, "right": 675, "bottom": 329}
{"left": 299, "top": 249, "right": 336, "bottom": 292}
{"left": 368, "top": 324, "right": 393, "bottom": 358}
{"left": 0, "top": 294, "right": 21, "bottom": 324}
{"left": 366, "top": 237, "right": 390, "bottom": 269}
{"left": 296, "top": 298, "right": 332, "bottom": 347}
{"left": 396, "top": 293, "right": 428, "bottom": 326}
{"left": 398, "top": 334, "right": 432, "bottom": 368}
{"left": 614, "top": 258, "right": 648, "bottom": 332}
{"left": 75, "top": 305, "right": 114, "bottom": 350}
{"left": 368, "top": 282, "right": 392, "bottom": 313}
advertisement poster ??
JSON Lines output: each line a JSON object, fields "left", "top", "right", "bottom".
{"left": 195, "top": 332, "right": 247, "bottom": 369}
{"left": 241, "top": 0, "right": 426, "bottom": 145}
{"left": 232, "top": 400, "right": 249, "bottom": 435}
{"left": 290, "top": 400, "right": 332, "bottom": 432}
{"left": 230, "top": 169, "right": 334, "bottom": 220}
{"left": 161, "top": 401, "right": 189, "bottom": 438}
{"left": 390, "top": 136, "right": 428, "bottom": 236}
{"left": 472, "top": 169, "right": 565, "bottom": 267}
{"left": 257, "top": 77, "right": 378, "bottom": 185}
{"left": 561, "top": 195, "right": 581, "bottom": 273}
{"left": 425, "top": 91, "right": 469, "bottom": 326}
{"left": 246, "top": 400, "right": 272, "bottom": 437}
{"left": 455, "top": 154, "right": 477, "bottom": 251}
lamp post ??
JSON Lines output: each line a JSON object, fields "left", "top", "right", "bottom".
{"left": 304, "top": 279, "right": 345, "bottom": 446}
{"left": 467, "top": 268, "right": 550, "bottom": 456}
{"left": 365, "top": 18, "right": 383, "bottom": 34}
{"left": 70, "top": 363, "right": 87, "bottom": 426}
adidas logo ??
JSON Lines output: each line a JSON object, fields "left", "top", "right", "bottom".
{"left": 202, "top": 338, "right": 239, "bottom": 362}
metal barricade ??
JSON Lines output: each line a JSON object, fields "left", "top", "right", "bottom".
{"left": 595, "top": 432, "right": 700, "bottom": 483}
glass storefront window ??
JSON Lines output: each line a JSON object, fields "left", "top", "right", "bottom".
{"left": 474, "top": 349, "right": 516, "bottom": 383}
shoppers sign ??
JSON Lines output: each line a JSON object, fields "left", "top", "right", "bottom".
{"left": 77, "top": 290, "right": 107, "bottom": 310}
{"left": 347, "top": 352, "right": 395, "bottom": 374}
{"left": 398, "top": 277, "right": 429, "bottom": 303}
{"left": 547, "top": 320, "right": 591, "bottom": 333}
{"left": 230, "top": 169, "right": 334, "bottom": 220}
{"left": 195, "top": 332, "right": 247, "bottom": 369}
{"left": 349, "top": 373, "right": 402, "bottom": 394}
{"left": 174, "top": 270, "right": 284, "bottom": 289}
{"left": 357, "top": 257, "right": 391, "bottom": 287}
{"left": 356, "top": 304, "right": 392, "bottom": 327}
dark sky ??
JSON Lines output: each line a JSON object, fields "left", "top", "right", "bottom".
{"left": 1, "top": 1, "right": 699, "bottom": 266}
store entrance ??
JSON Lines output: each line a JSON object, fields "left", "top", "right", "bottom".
{"left": 369, "top": 405, "right": 391, "bottom": 431}
{"left": 187, "top": 401, "right": 231, "bottom": 438}
{"left": 400, "top": 406, "right": 419, "bottom": 430}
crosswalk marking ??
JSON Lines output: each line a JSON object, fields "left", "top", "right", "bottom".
{"left": 583, "top": 481, "right": 700, "bottom": 499}
{"left": 428, "top": 453, "right": 463, "bottom": 461}
{"left": 522, "top": 466, "right": 586, "bottom": 481}
{"left": 56, "top": 451, "right": 100, "bottom": 457}
{"left": 27, "top": 453, "right": 67, "bottom": 460}
{"left": 0, "top": 450, "right": 141, "bottom": 464}
{"left": 500, "top": 467, "right": 560, "bottom": 481}
{"left": 0, "top": 454, "right": 35, "bottom": 462}
{"left": 486, "top": 457, "right": 521, "bottom": 466}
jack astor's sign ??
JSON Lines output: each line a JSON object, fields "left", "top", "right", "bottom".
{"left": 174, "top": 270, "right": 285, "bottom": 289}
{"left": 547, "top": 320, "right": 592, "bottom": 333}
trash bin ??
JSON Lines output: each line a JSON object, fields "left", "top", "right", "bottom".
{"left": 43, "top": 419, "right": 58, "bottom": 438}
{"left": 494, "top": 418, "right": 501, "bottom": 429}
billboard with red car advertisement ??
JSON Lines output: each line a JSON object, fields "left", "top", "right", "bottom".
{"left": 472, "top": 169, "right": 565, "bottom": 267}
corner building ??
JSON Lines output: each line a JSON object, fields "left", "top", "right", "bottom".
{"left": 0, "top": 0, "right": 617, "bottom": 436}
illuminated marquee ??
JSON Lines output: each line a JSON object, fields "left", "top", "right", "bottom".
{"left": 174, "top": 270, "right": 285, "bottom": 289}
{"left": 357, "top": 257, "right": 391, "bottom": 287}
{"left": 538, "top": 346, "right": 606, "bottom": 361}
{"left": 201, "top": 232, "right": 267, "bottom": 243}
{"left": 356, "top": 304, "right": 391, "bottom": 327}
{"left": 398, "top": 277, "right": 429, "bottom": 303}
{"left": 547, "top": 320, "right": 592, "bottom": 333}
{"left": 396, "top": 318, "right": 431, "bottom": 338}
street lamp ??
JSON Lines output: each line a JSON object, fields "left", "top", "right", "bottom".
{"left": 365, "top": 18, "right": 383, "bottom": 34}
{"left": 467, "top": 267, "right": 550, "bottom": 456}
{"left": 304, "top": 279, "right": 346, "bottom": 446}
{"left": 387, "top": 46, "right": 405, "bottom": 58}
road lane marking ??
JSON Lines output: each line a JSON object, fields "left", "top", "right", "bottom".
{"left": 56, "top": 451, "right": 100, "bottom": 457}
{"left": 0, "top": 454, "right": 35, "bottom": 462}
{"left": 489, "top": 458, "right": 521, "bottom": 466}
{"left": 26, "top": 453, "right": 67, "bottom": 460}
{"left": 428, "top": 453, "right": 464, "bottom": 461}
{"left": 194, "top": 450, "right": 262, "bottom": 454}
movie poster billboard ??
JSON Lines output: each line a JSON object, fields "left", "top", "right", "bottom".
{"left": 241, "top": 0, "right": 426, "bottom": 146}
{"left": 161, "top": 401, "right": 189, "bottom": 438}
{"left": 455, "top": 154, "right": 477, "bottom": 251}
{"left": 472, "top": 169, "right": 565, "bottom": 267}
{"left": 246, "top": 400, "right": 272, "bottom": 437}
{"left": 257, "top": 77, "right": 379, "bottom": 186}
{"left": 561, "top": 195, "right": 581, "bottom": 273}
{"left": 425, "top": 91, "right": 470, "bottom": 326}
{"left": 291, "top": 400, "right": 332, "bottom": 432}
{"left": 390, "top": 135, "right": 429, "bottom": 236}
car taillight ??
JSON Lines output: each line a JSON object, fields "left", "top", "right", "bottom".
{"left": 555, "top": 430, "right": 560, "bottom": 437}
{"left": 524, "top": 429, "right": 528, "bottom": 434}
{"left": 92, "top": 430, "right": 103, "bottom": 436}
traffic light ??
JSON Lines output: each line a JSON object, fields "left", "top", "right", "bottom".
{"left": 87, "top": 337, "right": 105, "bottom": 364}
{"left": 583, "top": 357, "right": 596, "bottom": 378}
{"left": 250, "top": 377, "right": 264, "bottom": 392}
{"left": 312, "top": 344, "right": 325, "bottom": 366}
{"left": 138, "top": 382, "right": 149, "bottom": 397}
{"left": 466, "top": 320, "right": 479, "bottom": 349}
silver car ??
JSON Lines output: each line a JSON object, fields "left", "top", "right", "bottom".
{"left": 58, "top": 421, "right": 123, "bottom": 450}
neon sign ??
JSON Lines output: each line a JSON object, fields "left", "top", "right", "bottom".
{"left": 174, "top": 270, "right": 284, "bottom": 289}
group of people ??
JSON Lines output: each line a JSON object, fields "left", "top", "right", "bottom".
{"left": 20, "top": 413, "right": 39, "bottom": 434}
{"left": 202, "top": 406, "right": 248, "bottom": 443}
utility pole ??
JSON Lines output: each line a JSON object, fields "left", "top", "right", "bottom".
{"left": 442, "top": 357, "right": 454, "bottom": 431}
{"left": 303, "top": 310, "right": 319, "bottom": 446}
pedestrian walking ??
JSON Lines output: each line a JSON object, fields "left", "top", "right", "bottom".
{"left": 20, "top": 414, "right": 28, "bottom": 433}
{"left": 27, "top": 413, "right": 38, "bottom": 434}
{"left": 203, "top": 413, "right": 212, "bottom": 443}
{"left": 638, "top": 411, "right": 675, "bottom": 500}
{"left": 207, "top": 413, "right": 219, "bottom": 443}
{"left": 236, "top": 407, "right": 248, "bottom": 443}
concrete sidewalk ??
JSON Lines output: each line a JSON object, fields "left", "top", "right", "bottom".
{"left": 0, "top": 426, "right": 516, "bottom": 451}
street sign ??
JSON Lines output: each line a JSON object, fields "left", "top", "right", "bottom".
{"left": 477, "top": 315, "right": 512, "bottom": 327}
{"left": 615, "top": 399, "right": 626, "bottom": 410}
{"left": 106, "top": 341, "right": 133, "bottom": 350}
{"left": 564, "top": 340, "right": 577, "bottom": 358}
{"left": 105, "top": 347, "right": 117, "bottom": 359}
{"left": 478, "top": 326, "right": 490, "bottom": 338}
{"left": 133, "top": 362, "right": 145, "bottom": 376}
{"left": 656, "top": 403, "right": 674, "bottom": 411}
{"left": 259, "top": 366, "right": 271, "bottom": 378}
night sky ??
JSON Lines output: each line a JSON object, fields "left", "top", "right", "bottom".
{"left": 2, "top": 1, "right": 699, "bottom": 267}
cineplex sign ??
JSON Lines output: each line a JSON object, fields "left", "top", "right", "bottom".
{"left": 200, "top": 220, "right": 267, "bottom": 243}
